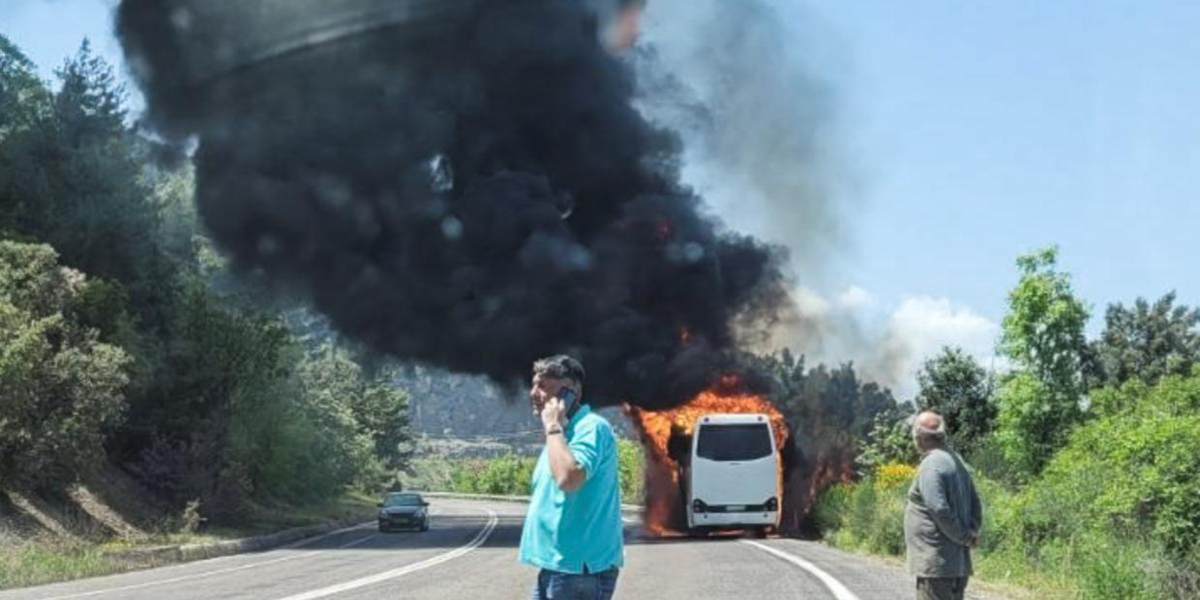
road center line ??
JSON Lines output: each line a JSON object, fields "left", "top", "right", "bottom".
{"left": 274, "top": 509, "right": 499, "bottom": 600}
{"left": 740, "top": 539, "right": 861, "bottom": 600}
{"left": 38, "top": 526, "right": 380, "bottom": 600}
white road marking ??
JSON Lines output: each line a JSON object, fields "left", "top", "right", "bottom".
{"left": 37, "top": 526, "right": 380, "bottom": 600}
{"left": 274, "top": 509, "right": 499, "bottom": 600}
{"left": 740, "top": 539, "right": 861, "bottom": 600}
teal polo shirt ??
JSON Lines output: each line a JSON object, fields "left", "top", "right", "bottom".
{"left": 518, "top": 404, "right": 625, "bottom": 574}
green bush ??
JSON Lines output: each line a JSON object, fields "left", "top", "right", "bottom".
{"left": 617, "top": 439, "right": 645, "bottom": 504}
{"left": 451, "top": 456, "right": 536, "bottom": 496}
{"left": 0, "top": 242, "right": 131, "bottom": 485}
{"left": 1074, "top": 534, "right": 1157, "bottom": 600}
{"left": 816, "top": 465, "right": 911, "bottom": 557}
{"left": 1033, "top": 370, "right": 1200, "bottom": 554}
{"left": 813, "top": 482, "right": 852, "bottom": 535}
{"left": 979, "top": 369, "right": 1200, "bottom": 598}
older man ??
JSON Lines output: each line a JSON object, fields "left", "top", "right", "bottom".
{"left": 905, "top": 411, "right": 983, "bottom": 600}
{"left": 520, "top": 355, "right": 624, "bottom": 600}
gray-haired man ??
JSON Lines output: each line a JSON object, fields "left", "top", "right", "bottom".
{"left": 905, "top": 411, "right": 983, "bottom": 600}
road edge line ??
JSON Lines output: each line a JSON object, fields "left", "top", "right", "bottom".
{"left": 273, "top": 509, "right": 499, "bottom": 600}
{"left": 740, "top": 539, "right": 861, "bottom": 600}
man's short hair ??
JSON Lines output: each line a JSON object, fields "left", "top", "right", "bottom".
{"left": 912, "top": 411, "right": 948, "bottom": 446}
{"left": 533, "top": 355, "right": 586, "bottom": 387}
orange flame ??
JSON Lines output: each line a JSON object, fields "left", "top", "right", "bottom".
{"left": 626, "top": 379, "right": 789, "bottom": 536}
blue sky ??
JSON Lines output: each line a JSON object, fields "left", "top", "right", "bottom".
{"left": 805, "top": 1, "right": 1200, "bottom": 322}
{"left": 3, "top": 0, "right": 1197, "bottom": 395}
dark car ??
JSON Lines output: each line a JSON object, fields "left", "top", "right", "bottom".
{"left": 377, "top": 493, "right": 430, "bottom": 532}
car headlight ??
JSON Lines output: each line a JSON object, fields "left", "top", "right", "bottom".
{"left": 765, "top": 497, "right": 778, "bottom": 511}
{"left": 692, "top": 499, "right": 708, "bottom": 513}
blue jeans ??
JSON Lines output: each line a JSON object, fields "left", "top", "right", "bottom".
{"left": 532, "top": 568, "right": 619, "bottom": 600}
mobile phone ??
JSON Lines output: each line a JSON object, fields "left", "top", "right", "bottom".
{"left": 559, "top": 387, "right": 581, "bottom": 418}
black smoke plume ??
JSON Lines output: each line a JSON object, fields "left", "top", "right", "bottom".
{"left": 116, "top": 0, "right": 787, "bottom": 409}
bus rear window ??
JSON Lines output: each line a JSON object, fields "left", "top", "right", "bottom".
{"left": 695, "top": 423, "right": 773, "bottom": 461}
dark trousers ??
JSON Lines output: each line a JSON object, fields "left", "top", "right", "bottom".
{"left": 532, "top": 568, "right": 619, "bottom": 600}
{"left": 916, "top": 577, "right": 968, "bottom": 600}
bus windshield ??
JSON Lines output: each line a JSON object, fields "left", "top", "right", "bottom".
{"left": 695, "top": 423, "right": 773, "bottom": 462}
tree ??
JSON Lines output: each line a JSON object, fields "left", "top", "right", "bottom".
{"left": 857, "top": 410, "right": 919, "bottom": 473}
{"left": 355, "top": 374, "right": 414, "bottom": 471}
{"left": 1, "top": 35, "right": 418, "bottom": 520}
{"left": 753, "top": 351, "right": 899, "bottom": 443}
{"left": 296, "top": 344, "right": 415, "bottom": 488}
{"left": 1088, "top": 292, "right": 1200, "bottom": 389}
{"left": 915, "top": 346, "right": 995, "bottom": 455}
{"left": 995, "top": 247, "right": 1090, "bottom": 476}
{"left": 0, "top": 241, "right": 131, "bottom": 485}
{"left": 0, "top": 34, "right": 50, "bottom": 141}
{"left": 1, "top": 39, "right": 167, "bottom": 320}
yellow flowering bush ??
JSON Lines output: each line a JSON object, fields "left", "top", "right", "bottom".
{"left": 874, "top": 462, "right": 917, "bottom": 490}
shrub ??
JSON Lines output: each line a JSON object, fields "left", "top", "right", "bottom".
{"left": 856, "top": 413, "right": 918, "bottom": 474}
{"left": 617, "top": 439, "right": 645, "bottom": 504}
{"left": 816, "top": 465, "right": 911, "bottom": 557}
{"left": 813, "top": 482, "right": 853, "bottom": 536}
{"left": 1074, "top": 533, "right": 1157, "bottom": 600}
{"left": 0, "top": 241, "right": 131, "bottom": 485}
{"left": 978, "top": 368, "right": 1200, "bottom": 598}
{"left": 451, "top": 456, "right": 536, "bottom": 496}
{"left": 874, "top": 462, "right": 916, "bottom": 490}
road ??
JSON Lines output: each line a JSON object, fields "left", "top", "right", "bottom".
{"left": 0, "top": 499, "right": 994, "bottom": 600}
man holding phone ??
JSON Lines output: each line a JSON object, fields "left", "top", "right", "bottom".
{"left": 520, "top": 355, "right": 625, "bottom": 599}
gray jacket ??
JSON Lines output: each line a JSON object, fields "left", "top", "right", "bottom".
{"left": 904, "top": 448, "right": 982, "bottom": 578}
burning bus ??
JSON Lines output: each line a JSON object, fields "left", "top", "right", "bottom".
{"left": 684, "top": 414, "right": 780, "bottom": 535}
{"left": 629, "top": 384, "right": 789, "bottom": 537}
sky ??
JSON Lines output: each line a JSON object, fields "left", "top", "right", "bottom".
{"left": 2, "top": 0, "right": 1197, "bottom": 398}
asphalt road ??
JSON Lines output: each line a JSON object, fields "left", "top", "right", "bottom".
{"left": 0, "top": 499, "right": 995, "bottom": 600}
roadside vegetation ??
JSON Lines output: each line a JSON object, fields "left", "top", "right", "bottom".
{"left": 419, "top": 439, "right": 646, "bottom": 504}
{"left": 815, "top": 248, "right": 1200, "bottom": 599}
{"left": 0, "top": 492, "right": 377, "bottom": 589}
{"left": 1, "top": 37, "right": 413, "bottom": 587}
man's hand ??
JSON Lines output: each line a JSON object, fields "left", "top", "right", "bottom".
{"left": 541, "top": 395, "right": 567, "bottom": 434}
{"left": 540, "top": 393, "right": 586, "bottom": 492}
{"left": 966, "top": 530, "right": 981, "bottom": 548}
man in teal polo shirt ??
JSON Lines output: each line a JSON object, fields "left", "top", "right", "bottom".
{"left": 520, "top": 355, "right": 624, "bottom": 599}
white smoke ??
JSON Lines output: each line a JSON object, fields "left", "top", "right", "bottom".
{"left": 764, "top": 287, "right": 1001, "bottom": 400}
